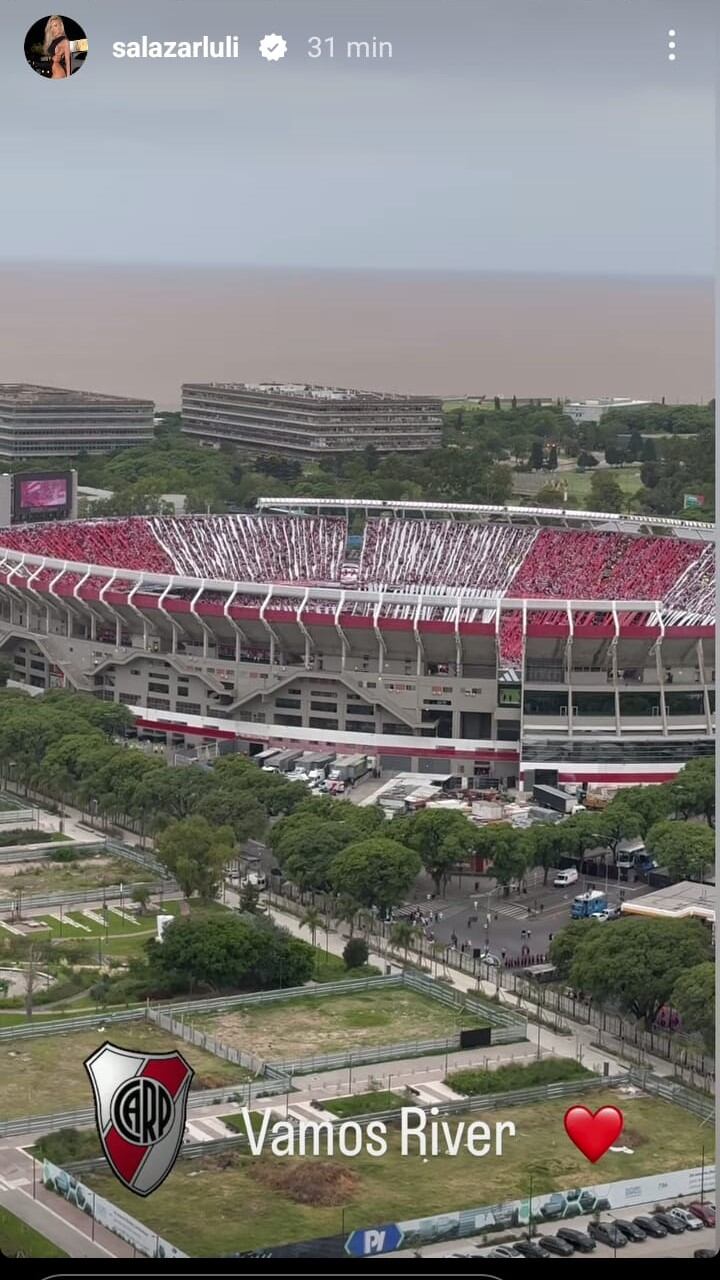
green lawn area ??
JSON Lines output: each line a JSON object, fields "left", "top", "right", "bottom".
{"left": 32, "top": 909, "right": 145, "bottom": 941}
{"left": 0, "top": 1206, "right": 68, "bottom": 1258}
{"left": 0, "top": 855, "right": 154, "bottom": 899}
{"left": 81, "top": 1090, "right": 713, "bottom": 1256}
{"left": 0, "top": 1020, "right": 254, "bottom": 1120}
{"left": 561, "top": 466, "right": 643, "bottom": 503}
{"left": 323, "top": 1090, "right": 407, "bottom": 1118}
{"left": 192, "top": 987, "right": 486, "bottom": 1064}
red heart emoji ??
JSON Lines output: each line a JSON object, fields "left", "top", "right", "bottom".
{"left": 563, "top": 1105, "right": 624, "bottom": 1163}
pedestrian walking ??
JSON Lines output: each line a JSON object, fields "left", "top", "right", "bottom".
{"left": 539, "top": 902, "right": 544, "bottom": 913}
{"left": 520, "top": 928, "right": 526, "bottom": 943}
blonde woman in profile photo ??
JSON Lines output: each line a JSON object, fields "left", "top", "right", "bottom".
{"left": 44, "top": 14, "right": 72, "bottom": 78}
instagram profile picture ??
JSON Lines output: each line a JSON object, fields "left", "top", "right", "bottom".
{"left": 24, "top": 15, "right": 88, "bottom": 79}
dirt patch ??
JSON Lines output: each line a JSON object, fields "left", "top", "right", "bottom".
{"left": 620, "top": 1127, "right": 647, "bottom": 1149}
{"left": 252, "top": 1159, "right": 359, "bottom": 1206}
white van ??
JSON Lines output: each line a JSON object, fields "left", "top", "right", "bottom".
{"left": 553, "top": 868, "right": 579, "bottom": 888}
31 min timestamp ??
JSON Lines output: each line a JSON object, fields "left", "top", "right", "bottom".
{"left": 308, "top": 36, "right": 393, "bottom": 59}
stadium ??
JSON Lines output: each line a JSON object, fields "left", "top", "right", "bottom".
{"left": 0, "top": 499, "right": 714, "bottom": 792}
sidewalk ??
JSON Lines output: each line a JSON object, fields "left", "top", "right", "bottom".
{"left": 0, "top": 1146, "right": 129, "bottom": 1258}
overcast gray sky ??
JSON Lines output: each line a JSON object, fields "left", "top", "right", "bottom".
{"left": 4, "top": 0, "right": 716, "bottom": 275}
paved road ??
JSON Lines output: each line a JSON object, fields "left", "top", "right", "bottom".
{"left": 0, "top": 1145, "right": 129, "bottom": 1257}
{"left": 396, "top": 875, "right": 652, "bottom": 964}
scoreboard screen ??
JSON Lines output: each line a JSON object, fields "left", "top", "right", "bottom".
{"left": 13, "top": 471, "right": 72, "bottom": 522}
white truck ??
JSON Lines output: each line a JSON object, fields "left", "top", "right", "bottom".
{"left": 327, "top": 754, "right": 371, "bottom": 791}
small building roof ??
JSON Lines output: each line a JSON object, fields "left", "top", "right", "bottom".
{"left": 621, "top": 880, "right": 715, "bottom": 924}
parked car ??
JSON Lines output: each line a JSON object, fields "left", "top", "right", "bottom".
{"left": 633, "top": 1215, "right": 667, "bottom": 1238}
{"left": 587, "top": 1221, "right": 627, "bottom": 1248}
{"left": 488, "top": 1246, "right": 524, "bottom": 1259}
{"left": 614, "top": 1219, "right": 647, "bottom": 1242}
{"left": 556, "top": 1227, "right": 596, "bottom": 1252}
{"left": 688, "top": 1203, "right": 716, "bottom": 1228}
{"left": 537, "top": 1235, "right": 574, "bottom": 1257}
{"left": 513, "top": 1240, "right": 549, "bottom": 1258}
{"left": 652, "top": 1212, "right": 685, "bottom": 1235}
{"left": 669, "top": 1206, "right": 703, "bottom": 1231}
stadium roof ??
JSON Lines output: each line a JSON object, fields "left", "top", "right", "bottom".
{"left": 256, "top": 497, "right": 715, "bottom": 541}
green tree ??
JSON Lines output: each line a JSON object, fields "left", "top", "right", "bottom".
{"left": 530, "top": 441, "right": 544, "bottom": 470}
{"left": 588, "top": 469, "right": 624, "bottom": 512}
{"left": 526, "top": 822, "right": 564, "bottom": 885}
{"left": 473, "top": 825, "right": 530, "bottom": 892}
{"left": 670, "top": 962, "right": 715, "bottom": 1051}
{"left": 300, "top": 906, "right": 323, "bottom": 948}
{"left": 669, "top": 758, "right": 714, "bottom": 828}
{"left": 0, "top": 659, "right": 14, "bottom": 688}
{"left": 549, "top": 920, "right": 596, "bottom": 979}
{"left": 576, "top": 450, "right": 598, "bottom": 469}
{"left": 144, "top": 912, "right": 314, "bottom": 995}
{"left": 238, "top": 882, "right": 264, "bottom": 915}
{"left": 401, "top": 808, "right": 478, "bottom": 894}
{"left": 343, "top": 937, "right": 369, "bottom": 970}
{"left": 568, "top": 917, "right": 711, "bottom": 1025}
{"left": 155, "top": 815, "right": 235, "bottom": 901}
{"left": 390, "top": 920, "right": 420, "bottom": 965}
{"left": 131, "top": 885, "right": 152, "bottom": 915}
{"left": 646, "top": 820, "right": 714, "bottom": 882}
{"left": 329, "top": 838, "right": 422, "bottom": 911}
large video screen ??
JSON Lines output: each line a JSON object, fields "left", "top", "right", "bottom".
{"left": 15, "top": 472, "right": 70, "bottom": 514}
{"left": 18, "top": 476, "right": 67, "bottom": 509}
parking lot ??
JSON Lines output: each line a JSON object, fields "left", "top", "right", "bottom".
{"left": 396, "top": 1199, "right": 716, "bottom": 1260}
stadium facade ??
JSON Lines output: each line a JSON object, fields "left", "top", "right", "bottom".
{"left": 0, "top": 384, "right": 154, "bottom": 458}
{"left": 181, "top": 383, "right": 443, "bottom": 457}
{"left": 0, "top": 500, "right": 714, "bottom": 791}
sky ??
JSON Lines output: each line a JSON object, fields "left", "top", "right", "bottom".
{"left": 3, "top": 0, "right": 717, "bottom": 276}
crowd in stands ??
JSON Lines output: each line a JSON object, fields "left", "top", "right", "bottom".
{"left": 0, "top": 516, "right": 713, "bottom": 635}
{"left": 150, "top": 515, "right": 347, "bottom": 585}
{"left": 0, "top": 518, "right": 175, "bottom": 574}
{"left": 662, "top": 543, "right": 715, "bottom": 625}
{"left": 359, "top": 518, "right": 536, "bottom": 593}
{"left": 498, "top": 530, "right": 706, "bottom": 661}
{"left": 505, "top": 528, "right": 702, "bottom": 603}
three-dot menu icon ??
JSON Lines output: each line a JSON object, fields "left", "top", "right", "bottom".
{"left": 667, "top": 29, "right": 676, "bottom": 62}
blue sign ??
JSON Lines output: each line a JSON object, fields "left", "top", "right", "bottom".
{"left": 345, "top": 1224, "right": 404, "bottom": 1257}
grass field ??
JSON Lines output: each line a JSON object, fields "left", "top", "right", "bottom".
{"left": 192, "top": 988, "right": 486, "bottom": 1063}
{"left": 0, "top": 855, "right": 154, "bottom": 898}
{"left": 561, "top": 466, "right": 643, "bottom": 503}
{"left": 0, "top": 1021, "right": 254, "bottom": 1120}
{"left": 82, "top": 1091, "right": 713, "bottom": 1255}
{"left": 323, "top": 1090, "right": 407, "bottom": 1118}
{"left": 0, "top": 1206, "right": 67, "bottom": 1258}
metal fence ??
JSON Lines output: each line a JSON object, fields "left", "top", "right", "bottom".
{"left": 153, "top": 971, "right": 526, "bottom": 1076}
{"left": 0, "top": 840, "right": 106, "bottom": 865}
{"left": 104, "top": 837, "right": 170, "bottom": 878}
{"left": 0, "top": 1007, "right": 147, "bottom": 1042}
{"left": 0, "top": 1076, "right": 293, "bottom": 1139}
{"left": 148, "top": 1005, "right": 272, "bottom": 1078}
{"left": 0, "top": 879, "right": 179, "bottom": 914}
{"left": 267, "top": 888, "right": 714, "bottom": 1079}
